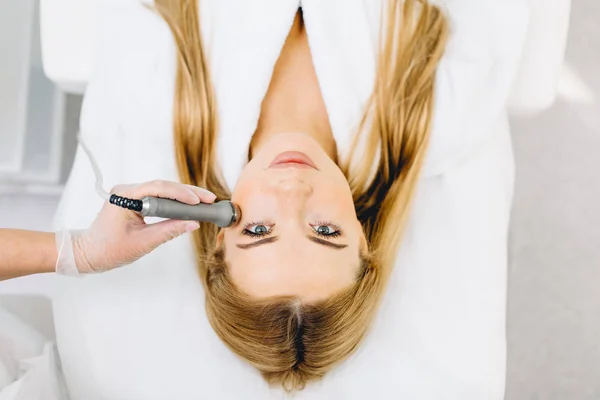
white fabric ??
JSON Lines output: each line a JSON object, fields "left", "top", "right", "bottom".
{"left": 508, "top": 0, "right": 572, "bottom": 112}
{"left": 50, "top": 0, "right": 530, "bottom": 399}
{"left": 40, "top": 0, "right": 571, "bottom": 110}
{"left": 40, "top": 0, "right": 96, "bottom": 94}
{"left": 0, "top": 307, "right": 66, "bottom": 400}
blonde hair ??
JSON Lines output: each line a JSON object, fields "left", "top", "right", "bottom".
{"left": 154, "top": 0, "right": 448, "bottom": 391}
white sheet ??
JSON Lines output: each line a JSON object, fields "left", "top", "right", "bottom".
{"left": 0, "top": 307, "right": 66, "bottom": 400}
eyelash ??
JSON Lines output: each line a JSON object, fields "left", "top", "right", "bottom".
{"left": 242, "top": 221, "right": 343, "bottom": 239}
{"left": 312, "top": 222, "right": 342, "bottom": 239}
{"left": 242, "top": 221, "right": 274, "bottom": 238}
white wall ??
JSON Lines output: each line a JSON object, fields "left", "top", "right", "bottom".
{"left": 0, "top": 0, "right": 81, "bottom": 297}
{"left": 0, "top": 0, "right": 67, "bottom": 186}
{"left": 0, "top": 0, "right": 34, "bottom": 171}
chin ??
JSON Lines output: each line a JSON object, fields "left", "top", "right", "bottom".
{"left": 269, "top": 132, "right": 318, "bottom": 147}
{"left": 275, "top": 133, "right": 326, "bottom": 154}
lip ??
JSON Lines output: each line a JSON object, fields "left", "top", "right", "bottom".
{"left": 269, "top": 151, "right": 318, "bottom": 170}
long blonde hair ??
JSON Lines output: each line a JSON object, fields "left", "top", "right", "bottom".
{"left": 154, "top": 0, "right": 448, "bottom": 391}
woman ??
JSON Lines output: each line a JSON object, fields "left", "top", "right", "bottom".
{"left": 155, "top": 1, "right": 449, "bottom": 390}
{"left": 53, "top": 0, "right": 529, "bottom": 398}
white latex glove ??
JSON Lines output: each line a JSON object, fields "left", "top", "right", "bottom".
{"left": 55, "top": 180, "right": 215, "bottom": 275}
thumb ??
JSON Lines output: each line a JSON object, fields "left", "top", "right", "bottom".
{"left": 137, "top": 220, "right": 200, "bottom": 251}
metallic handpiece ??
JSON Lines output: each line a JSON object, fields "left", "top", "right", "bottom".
{"left": 140, "top": 198, "right": 241, "bottom": 228}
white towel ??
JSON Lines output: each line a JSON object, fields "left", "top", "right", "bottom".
{"left": 0, "top": 307, "right": 67, "bottom": 400}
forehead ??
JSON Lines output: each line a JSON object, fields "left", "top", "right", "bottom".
{"left": 226, "top": 237, "right": 359, "bottom": 301}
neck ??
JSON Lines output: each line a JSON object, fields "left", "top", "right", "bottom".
{"left": 248, "top": 9, "right": 338, "bottom": 162}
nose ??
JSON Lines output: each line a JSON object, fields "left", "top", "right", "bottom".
{"left": 271, "top": 177, "right": 313, "bottom": 201}
{"left": 265, "top": 177, "right": 313, "bottom": 224}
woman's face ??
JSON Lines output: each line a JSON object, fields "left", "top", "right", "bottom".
{"left": 221, "top": 132, "right": 365, "bottom": 302}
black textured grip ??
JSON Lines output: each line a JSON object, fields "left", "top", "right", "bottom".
{"left": 109, "top": 194, "right": 144, "bottom": 212}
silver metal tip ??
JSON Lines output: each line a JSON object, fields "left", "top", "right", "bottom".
{"left": 230, "top": 202, "right": 242, "bottom": 227}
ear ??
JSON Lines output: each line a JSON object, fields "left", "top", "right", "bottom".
{"left": 357, "top": 219, "right": 368, "bottom": 252}
{"left": 360, "top": 233, "right": 368, "bottom": 253}
{"left": 216, "top": 229, "right": 225, "bottom": 248}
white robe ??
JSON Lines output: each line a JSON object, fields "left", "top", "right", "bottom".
{"left": 51, "top": 0, "right": 528, "bottom": 398}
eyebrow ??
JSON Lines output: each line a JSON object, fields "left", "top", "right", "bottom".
{"left": 236, "top": 236, "right": 279, "bottom": 249}
{"left": 306, "top": 236, "right": 348, "bottom": 250}
{"left": 236, "top": 235, "right": 348, "bottom": 250}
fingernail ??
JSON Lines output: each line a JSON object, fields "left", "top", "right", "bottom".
{"left": 187, "top": 189, "right": 201, "bottom": 204}
{"left": 185, "top": 222, "right": 200, "bottom": 233}
{"left": 199, "top": 189, "right": 217, "bottom": 202}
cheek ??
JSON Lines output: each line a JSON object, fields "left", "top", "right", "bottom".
{"left": 315, "top": 174, "right": 355, "bottom": 212}
{"left": 231, "top": 175, "right": 275, "bottom": 218}
{"left": 231, "top": 167, "right": 261, "bottom": 202}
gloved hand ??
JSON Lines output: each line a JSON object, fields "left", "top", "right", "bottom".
{"left": 55, "top": 180, "right": 215, "bottom": 275}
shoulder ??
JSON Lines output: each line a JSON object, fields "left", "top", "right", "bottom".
{"left": 422, "top": 0, "right": 529, "bottom": 177}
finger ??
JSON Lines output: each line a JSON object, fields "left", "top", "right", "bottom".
{"left": 109, "top": 184, "right": 136, "bottom": 195}
{"left": 98, "top": 193, "right": 144, "bottom": 223}
{"left": 122, "top": 180, "right": 209, "bottom": 205}
{"left": 136, "top": 219, "right": 200, "bottom": 251}
{"left": 185, "top": 185, "right": 217, "bottom": 204}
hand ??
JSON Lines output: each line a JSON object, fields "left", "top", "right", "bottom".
{"left": 67, "top": 180, "right": 216, "bottom": 273}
